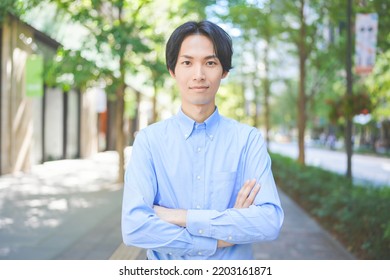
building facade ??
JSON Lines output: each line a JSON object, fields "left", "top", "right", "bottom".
{"left": 0, "top": 14, "right": 100, "bottom": 175}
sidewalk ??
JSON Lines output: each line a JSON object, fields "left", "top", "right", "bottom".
{"left": 252, "top": 188, "right": 355, "bottom": 259}
{"left": 0, "top": 150, "right": 355, "bottom": 260}
{"left": 0, "top": 151, "right": 123, "bottom": 259}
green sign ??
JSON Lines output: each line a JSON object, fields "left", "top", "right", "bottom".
{"left": 25, "top": 55, "right": 44, "bottom": 97}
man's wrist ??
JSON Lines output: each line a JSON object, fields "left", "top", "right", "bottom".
{"left": 154, "top": 206, "right": 187, "bottom": 227}
{"left": 173, "top": 209, "right": 187, "bottom": 227}
{"left": 217, "top": 240, "right": 234, "bottom": 248}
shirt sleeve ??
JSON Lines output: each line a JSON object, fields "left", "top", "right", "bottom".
{"left": 121, "top": 130, "right": 217, "bottom": 257}
{"left": 186, "top": 129, "right": 284, "bottom": 244}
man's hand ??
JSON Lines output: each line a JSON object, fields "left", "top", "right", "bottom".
{"left": 234, "top": 179, "right": 261, "bottom": 208}
{"left": 154, "top": 205, "right": 187, "bottom": 227}
{"left": 220, "top": 179, "right": 260, "bottom": 248}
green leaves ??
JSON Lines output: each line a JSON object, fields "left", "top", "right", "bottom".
{"left": 271, "top": 152, "right": 390, "bottom": 259}
{"left": 0, "top": 0, "right": 43, "bottom": 22}
{"left": 365, "top": 49, "right": 390, "bottom": 119}
{"left": 326, "top": 90, "right": 373, "bottom": 123}
{"left": 45, "top": 48, "right": 101, "bottom": 91}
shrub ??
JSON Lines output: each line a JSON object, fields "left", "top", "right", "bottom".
{"left": 270, "top": 152, "right": 390, "bottom": 259}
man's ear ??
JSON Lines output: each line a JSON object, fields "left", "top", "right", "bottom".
{"left": 222, "top": 71, "right": 229, "bottom": 79}
{"left": 169, "top": 69, "right": 175, "bottom": 78}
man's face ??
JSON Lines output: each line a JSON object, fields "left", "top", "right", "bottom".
{"left": 170, "top": 34, "right": 228, "bottom": 111}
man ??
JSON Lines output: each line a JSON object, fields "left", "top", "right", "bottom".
{"left": 121, "top": 20, "right": 284, "bottom": 260}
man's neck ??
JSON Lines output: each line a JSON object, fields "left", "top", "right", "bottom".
{"left": 181, "top": 104, "right": 215, "bottom": 123}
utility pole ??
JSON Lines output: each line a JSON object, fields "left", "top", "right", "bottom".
{"left": 345, "top": 0, "right": 353, "bottom": 179}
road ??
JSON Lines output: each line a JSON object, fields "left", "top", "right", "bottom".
{"left": 268, "top": 142, "right": 390, "bottom": 187}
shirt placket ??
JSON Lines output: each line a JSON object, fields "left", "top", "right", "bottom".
{"left": 192, "top": 124, "right": 206, "bottom": 212}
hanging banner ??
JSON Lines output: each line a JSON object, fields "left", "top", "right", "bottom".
{"left": 25, "top": 54, "right": 44, "bottom": 97}
{"left": 355, "top": 13, "right": 378, "bottom": 75}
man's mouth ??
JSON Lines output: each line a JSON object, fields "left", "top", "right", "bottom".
{"left": 190, "top": 86, "right": 209, "bottom": 90}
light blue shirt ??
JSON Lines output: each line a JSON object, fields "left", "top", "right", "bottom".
{"left": 122, "top": 107, "right": 284, "bottom": 259}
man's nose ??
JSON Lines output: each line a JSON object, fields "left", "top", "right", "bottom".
{"left": 192, "top": 64, "right": 205, "bottom": 80}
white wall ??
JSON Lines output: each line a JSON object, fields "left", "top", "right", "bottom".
{"left": 45, "top": 87, "right": 63, "bottom": 160}
{"left": 67, "top": 90, "right": 79, "bottom": 158}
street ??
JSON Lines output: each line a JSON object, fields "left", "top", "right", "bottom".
{"left": 268, "top": 141, "right": 390, "bottom": 187}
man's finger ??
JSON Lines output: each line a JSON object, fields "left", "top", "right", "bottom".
{"left": 234, "top": 179, "right": 252, "bottom": 208}
{"left": 234, "top": 179, "right": 256, "bottom": 208}
{"left": 242, "top": 183, "right": 260, "bottom": 208}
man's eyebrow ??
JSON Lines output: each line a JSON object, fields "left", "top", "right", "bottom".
{"left": 179, "top": 55, "right": 193, "bottom": 59}
{"left": 179, "top": 55, "right": 218, "bottom": 60}
{"left": 204, "top": 55, "right": 218, "bottom": 60}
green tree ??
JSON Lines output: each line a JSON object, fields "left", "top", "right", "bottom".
{"left": 272, "top": 0, "right": 354, "bottom": 166}
{"left": 365, "top": 49, "right": 390, "bottom": 152}
{"left": 270, "top": 80, "right": 298, "bottom": 137}
{"left": 40, "top": 0, "right": 214, "bottom": 182}
{"left": 366, "top": 50, "right": 390, "bottom": 119}
{"left": 0, "top": 0, "right": 42, "bottom": 22}
{"left": 358, "top": 0, "right": 390, "bottom": 153}
{"left": 48, "top": 0, "right": 155, "bottom": 183}
{"left": 274, "top": 0, "right": 322, "bottom": 165}
{"left": 221, "top": 0, "right": 281, "bottom": 144}
{"left": 45, "top": 48, "right": 102, "bottom": 92}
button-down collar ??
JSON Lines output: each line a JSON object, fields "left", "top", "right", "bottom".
{"left": 177, "top": 107, "right": 220, "bottom": 140}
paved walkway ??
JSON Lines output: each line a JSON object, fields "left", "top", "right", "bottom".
{"left": 0, "top": 150, "right": 355, "bottom": 260}
{"left": 0, "top": 152, "right": 123, "bottom": 259}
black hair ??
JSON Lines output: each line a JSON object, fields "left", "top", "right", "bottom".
{"left": 165, "top": 20, "right": 233, "bottom": 74}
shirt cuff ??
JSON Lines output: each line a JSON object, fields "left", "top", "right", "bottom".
{"left": 187, "top": 235, "right": 217, "bottom": 257}
{"left": 187, "top": 209, "right": 215, "bottom": 237}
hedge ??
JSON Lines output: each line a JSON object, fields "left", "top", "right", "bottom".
{"left": 270, "top": 152, "right": 390, "bottom": 259}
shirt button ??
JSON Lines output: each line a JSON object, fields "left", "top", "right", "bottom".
{"left": 197, "top": 147, "right": 201, "bottom": 152}
{"left": 198, "top": 252, "right": 202, "bottom": 255}
{"left": 196, "top": 205, "right": 201, "bottom": 209}
{"left": 196, "top": 175, "right": 201, "bottom": 180}
{"left": 198, "top": 229, "right": 204, "bottom": 234}
{"left": 228, "top": 236, "right": 233, "bottom": 240}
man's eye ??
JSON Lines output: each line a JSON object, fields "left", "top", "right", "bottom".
{"left": 207, "top": 61, "right": 217, "bottom": 66}
{"left": 182, "top": 61, "right": 191, "bottom": 65}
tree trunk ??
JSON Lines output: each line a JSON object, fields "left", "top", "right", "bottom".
{"left": 345, "top": 0, "right": 353, "bottom": 179}
{"left": 297, "top": 0, "right": 307, "bottom": 165}
{"left": 263, "top": 78, "right": 270, "bottom": 145}
{"left": 116, "top": 56, "right": 125, "bottom": 184}
{"left": 116, "top": 3, "right": 125, "bottom": 184}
